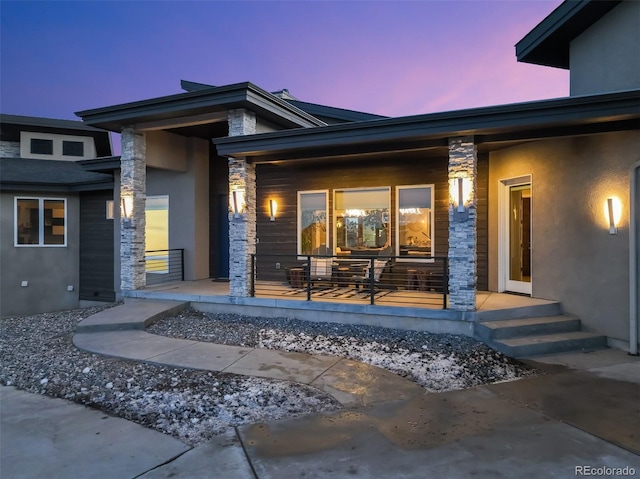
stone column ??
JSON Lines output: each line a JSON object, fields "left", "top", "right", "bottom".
{"left": 448, "top": 136, "right": 478, "bottom": 311}
{"left": 120, "top": 126, "right": 146, "bottom": 291}
{"left": 228, "top": 109, "right": 257, "bottom": 297}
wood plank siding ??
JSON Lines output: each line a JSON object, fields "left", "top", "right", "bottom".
{"left": 255, "top": 155, "right": 489, "bottom": 291}
{"left": 476, "top": 154, "right": 488, "bottom": 291}
{"left": 79, "top": 190, "right": 115, "bottom": 301}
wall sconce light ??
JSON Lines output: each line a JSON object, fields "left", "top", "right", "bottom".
{"left": 120, "top": 196, "right": 133, "bottom": 224}
{"left": 269, "top": 199, "right": 277, "bottom": 222}
{"left": 450, "top": 176, "right": 471, "bottom": 221}
{"left": 606, "top": 197, "right": 621, "bottom": 235}
{"left": 457, "top": 178, "right": 465, "bottom": 213}
{"left": 106, "top": 200, "right": 115, "bottom": 220}
{"left": 230, "top": 189, "right": 245, "bottom": 218}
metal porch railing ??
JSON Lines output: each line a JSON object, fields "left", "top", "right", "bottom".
{"left": 250, "top": 253, "right": 449, "bottom": 309}
{"left": 145, "top": 249, "right": 184, "bottom": 286}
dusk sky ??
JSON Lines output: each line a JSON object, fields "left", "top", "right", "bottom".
{"left": 1, "top": 0, "right": 568, "bottom": 126}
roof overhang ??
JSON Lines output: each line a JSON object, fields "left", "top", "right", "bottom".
{"left": 516, "top": 0, "right": 621, "bottom": 69}
{"left": 0, "top": 114, "right": 113, "bottom": 157}
{"left": 0, "top": 158, "right": 114, "bottom": 192}
{"left": 0, "top": 181, "right": 114, "bottom": 193}
{"left": 75, "top": 82, "right": 326, "bottom": 132}
{"left": 214, "top": 90, "right": 640, "bottom": 163}
{"left": 78, "top": 156, "right": 122, "bottom": 172}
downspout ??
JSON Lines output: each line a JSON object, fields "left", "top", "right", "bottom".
{"left": 630, "top": 161, "right": 639, "bottom": 355}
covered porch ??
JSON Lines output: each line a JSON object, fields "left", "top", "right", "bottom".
{"left": 125, "top": 278, "right": 561, "bottom": 337}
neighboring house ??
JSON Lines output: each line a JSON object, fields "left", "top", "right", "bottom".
{"left": 7, "top": 1, "right": 638, "bottom": 353}
{"left": 0, "top": 115, "right": 114, "bottom": 316}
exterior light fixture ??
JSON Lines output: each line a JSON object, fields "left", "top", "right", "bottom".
{"left": 120, "top": 197, "right": 133, "bottom": 224}
{"left": 450, "top": 176, "right": 471, "bottom": 221}
{"left": 457, "top": 178, "right": 465, "bottom": 213}
{"left": 106, "top": 200, "right": 115, "bottom": 220}
{"left": 606, "top": 197, "right": 621, "bottom": 235}
{"left": 269, "top": 199, "right": 277, "bottom": 222}
{"left": 231, "top": 189, "right": 245, "bottom": 218}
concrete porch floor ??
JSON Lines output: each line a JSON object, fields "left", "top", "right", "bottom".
{"left": 125, "top": 279, "right": 561, "bottom": 336}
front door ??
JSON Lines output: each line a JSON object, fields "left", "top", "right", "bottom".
{"left": 217, "top": 194, "right": 230, "bottom": 279}
{"left": 499, "top": 177, "right": 532, "bottom": 295}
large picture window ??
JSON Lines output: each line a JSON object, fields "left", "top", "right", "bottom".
{"left": 335, "top": 187, "right": 390, "bottom": 253}
{"left": 396, "top": 185, "right": 433, "bottom": 259}
{"left": 15, "top": 197, "right": 66, "bottom": 246}
{"left": 145, "top": 195, "right": 169, "bottom": 273}
{"left": 298, "top": 191, "right": 328, "bottom": 255}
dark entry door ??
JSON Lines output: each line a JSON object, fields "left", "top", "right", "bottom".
{"left": 217, "top": 194, "right": 230, "bottom": 279}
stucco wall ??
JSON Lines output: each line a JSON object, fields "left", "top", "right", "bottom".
{"left": 488, "top": 131, "right": 639, "bottom": 344}
{"left": 255, "top": 119, "right": 281, "bottom": 134}
{"left": 0, "top": 192, "right": 80, "bottom": 317}
{"left": 146, "top": 131, "right": 188, "bottom": 171}
{"left": 146, "top": 135, "right": 209, "bottom": 280}
{"left": 570, "top": 1, "right": 640, "bottom": 95}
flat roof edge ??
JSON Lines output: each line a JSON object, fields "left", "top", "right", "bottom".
{"left": 215, "top": 90, "right": 640, "bottom": 156}
{"left": 516, "top": 0, "right": 621, "bottom": 69}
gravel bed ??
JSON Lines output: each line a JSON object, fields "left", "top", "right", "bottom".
{"left": 0, "top": 306, "right": 341, "bottom": 446}
{"left": 149, "top": 308, "right": 539, "bottom": 391}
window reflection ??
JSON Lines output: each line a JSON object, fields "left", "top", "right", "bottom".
{"left": 397, "top": 186, "right": 433, "bottom": 258}
{"left": 299, "top": 191, "right": 328, "bottom": 255}
{"left": 335, "top": 188, "right": 389, "bottom": 253}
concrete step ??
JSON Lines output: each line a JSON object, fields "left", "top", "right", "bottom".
{"left": 492, "top": 331, "right": 608, "bottom": 358}
{"left": 476, "top": 315, "right": 581, "bottom": 341}
{"left": 474, "top": 301, "right": 563, "bottom": 322}
{"left": 76, "top": 299, "right": 189, "bottom": 333}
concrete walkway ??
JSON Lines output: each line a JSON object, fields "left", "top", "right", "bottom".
{"left": 2, "top": 299, "right": 639, "bottom": 478}
{"left": 73, "top": 299, "right": 422, "bottom": 408}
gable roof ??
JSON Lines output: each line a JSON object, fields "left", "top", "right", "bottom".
{"left": 516, "top": 0, "right": 621, "bottom": 69}
{"left": 0, "top": 158, "right": 113, "bottom": 192}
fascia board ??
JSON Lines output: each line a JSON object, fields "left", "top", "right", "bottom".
{"left": 78, "top": 157, "right": 122, "bottom": 172}
{"left": 515, "top": 0, "right": 621, "bottom": 68}
{"left": 76, "top": 88, "right": 250, "bottom": 131}
{"left": 0, "top": 114, "right": 106, "bottom": 132}
{"left": 76, "top": 82, "right": 325, "bottom": 131}
{"left": 69, "top": 180, "right": 114, "bottom": 192}
{"left": 244, "top": 86, "right": 326, "bottom": 127}
{"left": 215, "top": 91, "right": 640, "bottom": 157}
{"left": 0, "top": 180, "right": 113, "bottom": 192}
{"left": 515, "top": 0, "right": 586, "bottom": 67}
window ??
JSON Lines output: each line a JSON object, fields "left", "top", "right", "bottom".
{"left": 396, "top": 185, "right": 434, "bottom": 259}
{"left": 30, "top": 138, "right": 53, "bottom": 155}
{"left": 298, "top": 191, "right": 328, "bottom": 255}
{"left": 20, "top": 132, "right": 96, "bottom": 160}
{"left": 62, "top": 140, "right": 84, "bottom": 157}
{"left": 145, "top": 195, "right": 169, "bottom": 273}
{"left": 335, "top": 187, "right": 390, "bottom": 252}
{"left": 15, "top": 197, "right": 66, "bottom": 246}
